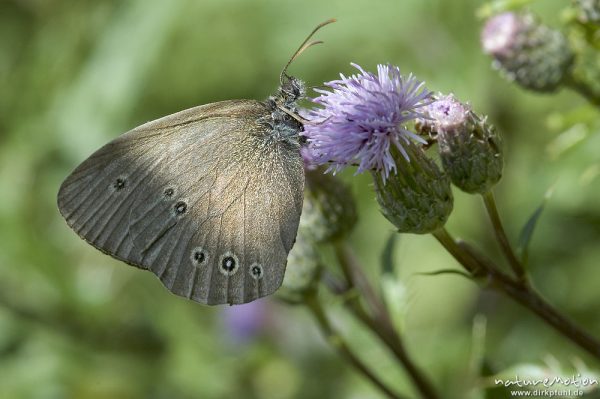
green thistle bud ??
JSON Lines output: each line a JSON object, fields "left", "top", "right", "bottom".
{"left": 277, "top": 230, "right": 321, "bottom": 304}
{"left": 569, "top": 36, "right": 600, "bottom": 102}
{"left": 419, "top": 94, "right": 503, "bottom": 194}
{"left": 372, "top": 143, "right": 453, "bottom": 234}
{"left": 573, "top": 0, "right": 600, "bottom": 24}
{"left": 300, "top": 169, "right": 357, "bottom": 243}
{"left": 481, "top": 12, "right": 574, "bottom": 92}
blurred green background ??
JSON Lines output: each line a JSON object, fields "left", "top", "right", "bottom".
{"left": 1, "top": 0, "right": 599, "bottom": 398}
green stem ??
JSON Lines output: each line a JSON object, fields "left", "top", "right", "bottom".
{"left": 334, "top": 242, "right": 441, "bottom": 399}
{"left": 305, "top": 293, "right": 406, "bottom": 399}
{"left": 565, "top": 75, "right": 600, "bottom": 108}
{"left": 334, "top": 242, "right": 389, "bottom": 325}
{"left": 434, "top": 228, "right": 600, "bottom": 361}
{"left": 432, "top": 228, "right": 481, "bottom": 275}
{"left": 482, "top": 191, "right": 527, "bottom": 282}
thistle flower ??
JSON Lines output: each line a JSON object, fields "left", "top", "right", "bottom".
{"left": 417, "top": 94, "right": 503, "bottom": 194}
{"left": 481, "top": 12, "right": 573, "bottom": 92}
{"left": 302, "top": 63, "right": 432, "bottom": 181}
{"left": 415, "top": 94, "right": 470, "bottom": 136}
{"left": 300, "top": 146, "right": 318, "bottom": 171}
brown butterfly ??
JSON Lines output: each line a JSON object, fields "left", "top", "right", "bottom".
{"left": 57, "top": 19, "right": 335, "bottom": 305}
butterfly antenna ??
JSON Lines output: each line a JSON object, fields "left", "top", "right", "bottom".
{"left": 280, "top": 18, "right": 336, "bottom": 84}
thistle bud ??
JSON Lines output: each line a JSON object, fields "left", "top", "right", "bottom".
{"left": 419, "top": 95, "right": 503, "bottom": 194}
{"left": 569, "top": 38, "right": 600, "bottom": 101}
{"left": 277, "top": 230, "right": 321, "bottom": 304}
{"left": 372, "top": 143, "right": 453, "bottom": 234}
{"left": 573, "top": 0, "right": 600, "bottom": 24}
{"left": 481, "top": 12, "right": 574, "bottom": 92}
{"left": 300, "top": 169, "right": 357, "bottom": 243}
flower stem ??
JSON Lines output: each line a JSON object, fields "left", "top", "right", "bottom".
{"left": 334, "top": 242, "right": 441, "bottom": 399}
{"left": 431, "top": 228, "right": 481, "bottom": 275}
{"left": 304, "top": 293, "right": 406, "bottom": 399}
{"left": 482, "top": 191, "right": 527, "bottom": 282}
{"left": 501, "top": 280, "right": 600, "bottom": 359}
{"left": 433, "top": 228, "right": 600, "bottom": 361}
{"left": 565, "top": 75, "right": 600, "bottom": 108}
{"left": 334, "top": 242, "right": 390, "bottom": 326}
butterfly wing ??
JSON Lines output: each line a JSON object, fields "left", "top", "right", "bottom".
{"left": 58, "top": 100, "right": 304, "bottom": 305}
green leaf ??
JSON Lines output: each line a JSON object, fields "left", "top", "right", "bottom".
{"left": 380, "top": 233, "right": 400, "bottom": 318}
{"left": 415, "top": 269, "right": 473, "bottom": 280}
{"left": 380, "top": 232, "right": 398, "bottom": 276}
{"left": 381, "top": 276, "right": 408, "bottom": 334}
{"left": 458, "top": 315, "right": 491, "bottom": 399}
{"left": 546, "top": 123, "right": 589, "bottom": 160}
{"left": 517, "top": 186, "right": 554, "bottom": 265}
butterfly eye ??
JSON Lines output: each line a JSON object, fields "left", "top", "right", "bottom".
{"left": 219, "top": 252, "right": 239, "bottom": 276}
{"left": 174, "top": 201, "right": 187, "bottom": 215}
{"left": 250, "top": 263, "right": 263, "bottom": 280}
{"left": 190, "top": 247, "right": 208, "bottom": 266}
{"left": 163, "top": 187, "right": 175, "bottom": 198}
{"left": 113, "top": 177, "right": 126, "bottom": 191}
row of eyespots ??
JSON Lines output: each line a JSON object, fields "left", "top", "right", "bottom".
{"left": 112, "top": 180, "right": 187, "bottom": 215}
{"left": 111, "top": 178, "right": 174, "bottom": 199}
{"left": 190, "top": 247, "right": 263, "bottom": 280}
{"left": 111, "top": 178, "right": 175, "bottom": 200}
{"left": 109, "top": 180, "right": 264, "bottom": 281}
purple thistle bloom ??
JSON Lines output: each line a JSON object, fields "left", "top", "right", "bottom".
{"left": 481, "top": 12, "right": 522, "bottom": 59}
{"left": 302, "top": 63, "right": 432, "bottom": 180}
{"left": 417, "top": 94, "right": 471, "bottom": 134}
{"left": 300, "top": 146, "right": 318, "bottom": 171}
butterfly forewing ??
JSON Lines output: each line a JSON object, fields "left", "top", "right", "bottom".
{"left": 58, "top": 100, "right": 304, "bottom": 305}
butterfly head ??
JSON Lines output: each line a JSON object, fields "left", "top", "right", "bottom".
{"left": 264, "top": 79, "right": 304, "bottom": 146}
{"left": 275, "top": 19, "right": 335, "bottom": 108}
{"left": 261, "top": 20, "right": 335, "bottom": 145}
{"left": 278, "top": 74, "right": 306, "bottom": 107}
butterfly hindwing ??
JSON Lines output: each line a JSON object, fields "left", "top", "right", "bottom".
{"left": 58, "top": 100, "right": 304, "bottom": 305}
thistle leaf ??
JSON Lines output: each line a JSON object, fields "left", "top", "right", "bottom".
{"left": 380, "top": 233, "right": 398, "bottom": 276}
{"left": 416, "top": 269, "right": 473, "bottom": 280}
{"left": 517, "top": 186, "right": 554, "bottom": 265}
